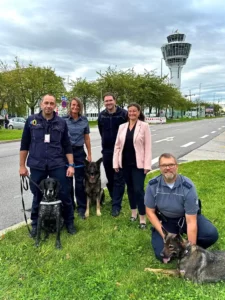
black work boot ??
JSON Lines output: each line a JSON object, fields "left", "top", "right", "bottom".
{"left": 67, "top": 224, "right": 76, "bottom": 235}
{"left": 30, "top": 226, "right": 37, "bottom": 238}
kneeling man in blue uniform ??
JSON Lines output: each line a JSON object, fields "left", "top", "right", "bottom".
{"left": 145, "top": 153, "right": 218, "bottom": 262}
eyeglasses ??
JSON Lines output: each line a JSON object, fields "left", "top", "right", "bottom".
{"left": 159, "top": 164, "right": 177, "bottom": 169}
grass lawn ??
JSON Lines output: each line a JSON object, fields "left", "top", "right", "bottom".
{"left": 1, "top": 161, "right": 225, "bottom": 299}
{"left": 0, "top": 128, "right": 23, "bottom": 141}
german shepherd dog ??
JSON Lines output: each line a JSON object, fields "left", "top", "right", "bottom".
{"left": 145, "top": 227, "right": 225, "bottom": 283}
{"left": 36, "top": 178, "right": 64, "bottom": 249}
{"left": 84, "top": 158, "right": 104, "bottom": 217}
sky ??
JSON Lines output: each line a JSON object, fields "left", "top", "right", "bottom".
{"left": 0, "top": 0, "right": 225, "bottom": 103}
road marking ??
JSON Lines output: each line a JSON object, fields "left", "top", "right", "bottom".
{"left": 200, "top": 135, "right": 209, "bottom": 139}
{"left": 218, "top": 128, "right": 221, "bottom": 130}
{"left": 211, "top": 131, "right": 216, "bottom": 133}
{"left": 151, "top": 157, "right": 159, "bottom": 165}
{"left": 91, "top": 146, "right": 101, "bottom": 149}
{"left": 181, "top": 142, "right": 195, "bottom": 147}
{"left": 154, "top": 137, "right": 174, "bottom": 143}
{"left": 151, "top": 134, "right": 157, "bottom": 136}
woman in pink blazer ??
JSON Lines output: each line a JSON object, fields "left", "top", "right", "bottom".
{"left": 113, "top": 103, "right": 152, "bottom": 228}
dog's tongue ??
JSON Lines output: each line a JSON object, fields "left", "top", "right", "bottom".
{"left": 163, "top": 257, "right": 171, "bottom": 264}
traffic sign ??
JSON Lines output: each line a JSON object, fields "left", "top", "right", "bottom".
{"left": 61, "top": 100, "right": 67, "bottom": 108}
{"left": 61, "top": 96, "right": 67, "bottom": 101}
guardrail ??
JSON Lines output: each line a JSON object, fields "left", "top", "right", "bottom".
{"left": 145, "top": 117, "right": 166, "bottom": 124}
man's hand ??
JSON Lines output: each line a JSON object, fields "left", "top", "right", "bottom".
{"left": 66, "top": 166, "right": 75, "bottom": 177}
{"left": 19, "top": 166, "right": 29, "bottom": 176}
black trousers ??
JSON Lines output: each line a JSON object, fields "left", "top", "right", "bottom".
{"left": 122, "top": 166, "right": 146, "bottom": 215}
{"left": 102, "top": 151, "right": 125, "bottom": 211}
{"left": 30, "top": 167, "right": 74, "bottom": 226}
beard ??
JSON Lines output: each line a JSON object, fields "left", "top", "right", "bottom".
{"left": 163, "top": 172, "right": 176, "bottom": 182}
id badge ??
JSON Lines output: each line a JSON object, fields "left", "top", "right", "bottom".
{"left": 44, "top": 134, "right": 50, "bottom": 143}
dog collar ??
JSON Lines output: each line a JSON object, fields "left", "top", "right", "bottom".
{"left": 40, "top": 200, "right": 62, "bottom": 205}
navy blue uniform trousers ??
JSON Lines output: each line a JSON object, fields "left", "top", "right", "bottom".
{"left": 151, "top": 214, "right": 219, "bottom": 261}
{"left": 30, "top": 167, "right": 74, "bottom": 226}
{"left": 102, "top": 151, "right": 125, "bottom": 211}
{"left": 72, "top": 147, "right": 86, "bottom": 214}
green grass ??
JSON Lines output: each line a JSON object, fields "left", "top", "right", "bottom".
{"left": 1, "top": 161, "right": 225, "bottom": 299}
{"left": 0, "top": 128, "right": 23, "bottom": 141}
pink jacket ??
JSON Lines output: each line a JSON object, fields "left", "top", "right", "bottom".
{"left": 113, "top": 120, "right": 152, "bottom": 170}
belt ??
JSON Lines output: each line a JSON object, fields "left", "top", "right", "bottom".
{"left": 72, "top": 145, "right": 83, "bottom": 149}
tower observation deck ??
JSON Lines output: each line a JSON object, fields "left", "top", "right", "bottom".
{"left": 161, "top": 32, "right": 191, "bottom": 89}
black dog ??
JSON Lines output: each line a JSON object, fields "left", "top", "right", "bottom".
{"left": 84, "top": 158, "right": 104, "bottom": 217}
{"left": 35, "top": 178, "right": 63, "bottom": 249}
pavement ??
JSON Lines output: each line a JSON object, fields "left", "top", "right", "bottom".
{"left": 0, "top": 130, "right": 225, "bottom": 237}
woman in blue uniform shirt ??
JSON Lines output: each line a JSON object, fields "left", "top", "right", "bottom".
{"left": 66, "top": 97, "right": 92, "bottom": 219}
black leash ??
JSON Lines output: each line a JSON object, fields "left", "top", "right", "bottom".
{"left": 20, "top": 175, "right": 43, "bottom": 235}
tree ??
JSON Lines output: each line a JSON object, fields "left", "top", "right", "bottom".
{"left": 13, "top": 58, "right": 65, "bottom": 114}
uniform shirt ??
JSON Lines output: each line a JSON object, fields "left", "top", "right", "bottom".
{"left": 65, "top": 115, "right": 90, "bottom": 147}
{"left": 144, "top": 174, "right": 199, "bottom": 218}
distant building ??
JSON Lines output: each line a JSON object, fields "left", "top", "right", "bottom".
{"left": 161, "top": 31, "right": 192, "bottom": 89}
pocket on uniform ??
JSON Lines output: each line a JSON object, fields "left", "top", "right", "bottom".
{"left": 31, "top": 126, "right": 44, "bottom": 141}
{"left": 51, "top": 126, "right": 63, "bottom": 142}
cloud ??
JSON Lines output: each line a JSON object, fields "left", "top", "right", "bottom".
{"left": 0, "top": 0, "right": 225, "bottom": 102}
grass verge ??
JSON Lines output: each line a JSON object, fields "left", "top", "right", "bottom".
{"left": 0, "top": 128, "right": 23, "bottom": 141}
{"left": 1, "top": 161, "right": 225, "bottom": 299}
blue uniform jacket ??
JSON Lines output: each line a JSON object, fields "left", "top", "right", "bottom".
{"left": 20, "top": 111, "right": 72, "bottom": 170}
{"left": 98, "top": 106, "right": 127, "bottom": 153}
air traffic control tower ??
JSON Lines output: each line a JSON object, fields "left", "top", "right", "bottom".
{"left": 161, "top": 32, "right": 191, "bottom": 89}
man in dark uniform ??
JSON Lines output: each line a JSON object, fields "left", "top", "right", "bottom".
{"left": 145, "top": 153, "right": 218, "bottom": 262}
{"left": 98, "top": 92, "right": 127, "bottom": 217}
{"left": 19, "top": 94, "right": 76, "bottom": 237}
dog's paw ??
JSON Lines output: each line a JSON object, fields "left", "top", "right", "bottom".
{"left": 97, "top": 211, "right": 102, "bottom": 216}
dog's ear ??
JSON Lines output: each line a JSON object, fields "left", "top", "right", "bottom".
{"left": 84, "top": 159, "right": 90, "bottom": 167}
{"left": 162, "top": 227, "right": 168, "bottom": 237}
{"left": 96, "top": 157, "right": 103, "bottom": 167}
{"left": 39, "top": 179, "right": 45, "bottom": 193}
{"left": 54, "top": 179, "right": 61, "bottom": 195}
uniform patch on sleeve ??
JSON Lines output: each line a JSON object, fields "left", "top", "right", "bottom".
{"left": 182, "top": 181, "right": 192, "bottom": 189}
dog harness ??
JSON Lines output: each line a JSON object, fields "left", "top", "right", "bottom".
{"left": 40, "top": 200, "right": 62, "bottom": 205}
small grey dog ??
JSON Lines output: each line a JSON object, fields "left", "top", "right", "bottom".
{"left": 145, "top": 227, "right": 225, "bottom": 283}
{"left": 84, "top": 158, "right": 104, "bottom": 218}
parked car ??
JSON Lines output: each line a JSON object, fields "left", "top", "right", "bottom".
{"left": 8, "top": 117, "right": 26, "bottom": 129}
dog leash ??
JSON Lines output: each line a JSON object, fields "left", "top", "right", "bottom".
{"left": 66, "top": 164, "right": 84, "bottom": 168}
{"left": 20, "top": 175, "right": 43, "bottom": 235}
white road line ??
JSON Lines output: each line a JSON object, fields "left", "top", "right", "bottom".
{"left": 218, "top": 128, "right": 221, "bottom": 130}
{"left": 154, "top": 137, "right": 174, "bottom": 143}
{"left": 211, "top": 131, "right": 216, "bottom": 133}
{"left": 91, "top": 146, "right": 101, "bottom": 149}
{"left": 181, "top": 142, "right": 195, "bottom": 148}
{"left": 151, "top": 157, "right": 159, "bottom": 165}
{"left": 151, "top": 134, "right": 157, "bottom": 136}
{"left": 222, "top": 126, "right": 225, "bottom": 128}
{"left": 200, "top": 135, "right": 209, "bottom": 139}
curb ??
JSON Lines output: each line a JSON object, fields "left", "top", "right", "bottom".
{"left": 0, "top": 139, "right": 21, "bottom": 144}
{"left": 0, "top": 219, "right": 31, "bottom": 237}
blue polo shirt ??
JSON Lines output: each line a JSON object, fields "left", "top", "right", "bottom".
{"left": 65, "top": 115, "right": 90, "bottom": 147}
{"left": 144, "top": 174, "right": 199, "bottom": 218}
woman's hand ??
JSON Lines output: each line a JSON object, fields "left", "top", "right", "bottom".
{"left": 144, "top": 169, "right": 150, "bottom": 174}
{"left": 87, "top": 154, "right": 92, "bottom": 162}
{"left": 114, "top": 168, "right": 119, "bottom": 173}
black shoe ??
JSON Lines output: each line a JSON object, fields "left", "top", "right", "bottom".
{"left": 112, "top": 210, "right": 120, "bottom": 217}
{"left": 30, "top": 226, "right": 37, "bottom": 238}
{"left": 78, "top": 211, "right": 86, "bottom": 220}
{"left": 67, "top": 224, "right": 76, "bottom": 235}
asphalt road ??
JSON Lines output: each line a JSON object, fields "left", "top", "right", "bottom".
{"left": 0, "top": 118, "right": 224, "bottom": 230}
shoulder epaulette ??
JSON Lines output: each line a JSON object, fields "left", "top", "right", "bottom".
{"left": 182, "top": 181, "right": 192, "bottom": 189}
{"left": 149, "top": 178, "right": 158, "bottom": 185}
